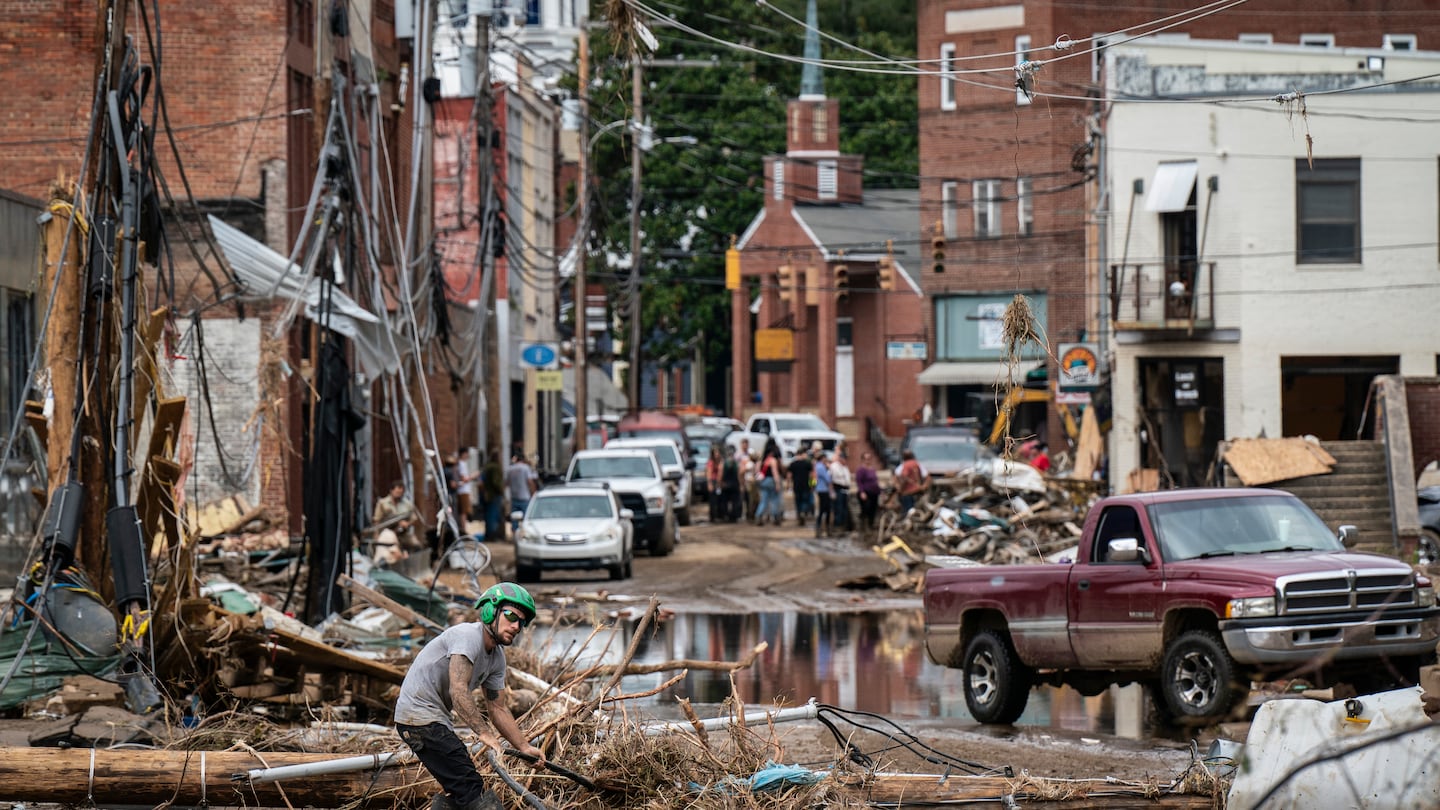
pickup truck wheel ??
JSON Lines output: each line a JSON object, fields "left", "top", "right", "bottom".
{"left": 1161, "top": 630, "right": 1242, "bottom": 723}
{"left": 962, "top": 630, "right": 1032, "bottom": 725}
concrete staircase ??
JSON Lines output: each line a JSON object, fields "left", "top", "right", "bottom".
{"left": 1226, "top": 440, "right": 1395, "bottom": 556}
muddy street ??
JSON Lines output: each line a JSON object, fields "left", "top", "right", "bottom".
{"left": 482, "top": 513, "right": 913, "bottom": 613}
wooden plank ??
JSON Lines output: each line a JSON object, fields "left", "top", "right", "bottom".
{"left": 130, "top": 306, "right": 169, "bottom": 451}
{"left": 1223, "top": 437, "right": 1334, "bottom": 486}
{"left": 842, "top": 774, "right": 1215, "bottom": 807}
{"left": 1073, "top": 406, "right": 1102, "bottom": 481}
{"left": 24, "top": 399, "right": 46, "bottom": 450}
{"left": 337, "top": 573, "right": 446, "bottom": 636}
{"left": 246, "top": 619, "right": 407, "bottom": 685}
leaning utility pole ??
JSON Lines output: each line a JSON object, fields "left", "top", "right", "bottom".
{"left": 479, "top": 11, "right": 503, "bottom": 459}
{"left": 573, "top": 34, "right": 590, "bottom": 449}
{"left": 626, "top": 57, "right": 643, "bottom": 412}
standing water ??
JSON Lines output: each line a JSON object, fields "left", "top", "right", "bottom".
{"left": 533, "top": 609, "right": 1136, "bottom": 737}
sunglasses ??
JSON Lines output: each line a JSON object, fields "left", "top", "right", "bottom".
{"left": 500, "top": 607, "right": 530, "bottom": 628}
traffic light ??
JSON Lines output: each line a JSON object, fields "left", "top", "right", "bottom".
{"left": 834, "top": 263, "right": 849, "bottom": 304}
{"left": 878, "top": 256, "right": 894, "bottom": 291}
{"left": 725, "top": 240, "right": 740, "bottom": 290}
{"left": 777, "top": 264, "right": 794, "bottom": 302}
{"left": 931, "top": 219, "right": 945, "bottom": 273}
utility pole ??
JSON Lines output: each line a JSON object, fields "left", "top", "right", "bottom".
{"left": 626, "top": 58, "right": 643, "bottom": 412}
{"left": 573, "top": 34, "right": 589, "bottom": 450}
{"left": 479, "top": 12, "right": 503, "bottom": 461}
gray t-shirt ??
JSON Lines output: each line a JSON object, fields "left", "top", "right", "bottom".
{"left": 394, "top": 622, "right": 507, "bottom": 728}
{"left": 505, "top": 462, "right": 536, "bottom": 501}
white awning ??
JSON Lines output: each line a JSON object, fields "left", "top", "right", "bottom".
{"left": 208, "top": 215, "right": 401, "bottom": 378}
{"left": 916, "top": 361, "right": 1040, "bottom": 386}
{"left": 1144, "top": 161, "right": 1198, "bottom": 213}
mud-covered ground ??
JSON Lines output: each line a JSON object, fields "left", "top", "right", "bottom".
{"left": 470, "top": 511, "right": 1206, "bottom": 785}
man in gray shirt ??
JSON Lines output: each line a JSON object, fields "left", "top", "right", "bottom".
{"left": 504, "top": 453, "right": 539, "bottom": 533}
{"left": 395, "top": 582, "right": 544, "bottom": 810}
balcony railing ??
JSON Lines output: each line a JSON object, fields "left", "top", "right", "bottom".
{"left": 1109, "top": 261, "right": 1215, "bottom": 330}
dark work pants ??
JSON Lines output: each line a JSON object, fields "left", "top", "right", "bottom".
{"left": 816, "top": 492, "right": 833, "bottom": 534}
{"left": 397, "top": 722, "right": 499, "bottom": 808}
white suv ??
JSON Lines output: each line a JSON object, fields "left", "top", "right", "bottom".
{"left": 605, "top": 437, "right": 692, "bottom": 526}
{"left": 512, "top": 483, "right": 634, "bottom": 582}
{"left": 564, "top": 449, "right": 677, "bottom": 556}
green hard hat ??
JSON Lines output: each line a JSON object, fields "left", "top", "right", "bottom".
{"left": 476, "top": 582, "right": 537, "bottom": 622}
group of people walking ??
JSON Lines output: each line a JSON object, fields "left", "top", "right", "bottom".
{"left": 703, "top": 439, "right": 885, "bottom": 537}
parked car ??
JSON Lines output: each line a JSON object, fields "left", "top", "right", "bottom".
{"left": 924, "top": 488, "right": 1439, "bottom": 725}
{"left": 1418, "top": 486, "right": 1440, "bottom": 564}
{"left": 605, "top": 437, "right": 693, "bottom": 526}
{"left": 726, "top": 412, "right": 844, "bottom": 463}
{"left": 511, "top": 483, "right": 634, "bottom": 582}
{"left": 901, "top": 424, "right": 994, "bottom": 479}
{"left": 564, "top": 448, "right": 676, "bottom": 555}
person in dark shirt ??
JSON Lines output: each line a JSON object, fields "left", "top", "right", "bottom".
{"left": 788, "top": 451, "right": 814, "bottom": 526}
{"left": 719, "top": 446, "right": 742, "bottom": 522}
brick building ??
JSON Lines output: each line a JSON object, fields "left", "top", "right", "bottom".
{"left": 916, "top": 0, "right": 1440, "bottom": 452}
{"left": 731, "top": 22, "right": 925, "bottom": 443}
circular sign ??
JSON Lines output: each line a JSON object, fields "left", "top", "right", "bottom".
{"left": 520, "top": 343, "right": 559, "bottom": 368}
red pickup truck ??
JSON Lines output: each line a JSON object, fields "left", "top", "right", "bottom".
{"left": 923, "top": 488, "right": 1440, "bottom": 725}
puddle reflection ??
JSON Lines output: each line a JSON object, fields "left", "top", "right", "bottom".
{"left": 535, "top": 609, "right": 1131, "bottom": 736}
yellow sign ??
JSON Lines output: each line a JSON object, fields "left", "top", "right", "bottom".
{"left": 754, "top": 328, "right": 795, "bottom": 361}
{"left": 725, "top": 245, "right": 740, "bottom": 290}
{"left": 535, "top": 370, "right": 563, "bottom": 391}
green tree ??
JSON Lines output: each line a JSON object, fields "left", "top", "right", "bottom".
{"left": 583, "top": 0, "right": 916, "bottom": 404}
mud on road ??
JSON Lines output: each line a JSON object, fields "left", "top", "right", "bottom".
{"left": 484, "top": 515, "right": 913, "bottom": 613}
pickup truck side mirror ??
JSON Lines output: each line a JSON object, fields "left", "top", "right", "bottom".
{"left": 1337, "top": 525, "right": 1360, "bottom": 549}
{"left": 619, "top": 508, "right": 635, "bottom": 521}
{"left": 664, "top": 469, "right": 683, "bottom": 482}
{"left": 1106, "top": 537, "right": 1151, "bottom": 564}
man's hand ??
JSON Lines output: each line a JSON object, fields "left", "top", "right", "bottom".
{"left": 516, "top": 743, "right": 545, "bottom": 767}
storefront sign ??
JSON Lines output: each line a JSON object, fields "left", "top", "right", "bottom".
{"left": 1058, "top": 342, "right": 1100, "bottom": 390}
{"left": 886, "top": 341, "right": 928, "bottom": 360}
{"left": 754, "top": 328, "right": 795, "bottom": 361}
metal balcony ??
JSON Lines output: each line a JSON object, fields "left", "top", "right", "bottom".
{"left": 1109, "top": 261, "right": 1215, "bottom": 334}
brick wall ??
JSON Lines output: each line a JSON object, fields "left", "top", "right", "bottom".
{"left": 1408, "top": 378, "right": 1440, "bottom": 479}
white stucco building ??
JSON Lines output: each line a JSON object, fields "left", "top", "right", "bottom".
{"left": 1103, "top": 38, "right": 1440, "bottom": 489}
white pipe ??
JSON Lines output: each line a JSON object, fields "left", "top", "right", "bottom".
{"left": 639, "top": 698, "right": 820, "bottom": 737}
{"left": 241, "top": 749, "right": 413, "bottom": 784}
{"left": 309, "top": 721, "right": 397, "bottom": 735}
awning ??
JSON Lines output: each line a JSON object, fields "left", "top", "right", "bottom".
{"left": 1144, "top": 161, "right": 1198, "bottom": 213}
{"left": 916, "top": 361, "right": 1041, "bottom": 386}
{"left": 208, "top": 215, "right": 401, "bottom": 378}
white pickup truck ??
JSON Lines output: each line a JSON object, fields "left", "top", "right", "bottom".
{"left": 726, "top": 412, "right": 845, "bottom": 462}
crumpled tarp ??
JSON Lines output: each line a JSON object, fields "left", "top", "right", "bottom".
{"left": 369, "top": 569, "right": 452, "bottom": 625}
{"left": 0, "top": 623, "right": 119, "bottom": 709}
{"left": 689, "top": 760, "right": 829, "bottom": 795}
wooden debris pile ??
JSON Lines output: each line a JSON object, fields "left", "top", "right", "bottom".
{"left": 859, "top": 468, "right": 1106, "bottom": 592}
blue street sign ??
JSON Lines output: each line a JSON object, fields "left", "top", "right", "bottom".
{"left": 519, "top": 342, "right": 559, "bottom": 369}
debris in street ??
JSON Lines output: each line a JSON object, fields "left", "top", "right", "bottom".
{"left": 855, "top": 465, "right": 1105, "bottom": 592}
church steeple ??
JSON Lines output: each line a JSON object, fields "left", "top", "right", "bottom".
{"left": 800, "top": 0, "right": 823, "bottom": 100}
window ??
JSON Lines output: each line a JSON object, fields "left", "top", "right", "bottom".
{"left": 1014, "top": 35, "right": 1031, "bottom": 106}
{"left": 1299, "top": 33, "right": 1335, "bottom": 47}
{"left": 1384, "top": 34, "right": 1417, "bottom": 51}
{"left": 940, "top": 43, "right": 956, "bottom": 111}
{"left": 1017, "top": 177, "right": 1033, "bottom": 236}
{"left": 526, "top": 0, "right": 540, "bottom": 25}
{"left": 811, "top": 104, "right": 828, "bottom": 143}
{"left": 772, "top": 160, "right": 784, "bottom": 200}
{"left": 817, "top": 160, "right": 837, "bottom": 200}
{"left": 941, "top": 181, "right": 959, "bottom": 238}
{"left": 973, "top": 179, "right": 1001, "bottom": 238}
{"left": 1237, "top": 33, "right": 1273, "bottom": 44}
{"left": 1296, "top": 158, "right": 1360, "bottom": 264}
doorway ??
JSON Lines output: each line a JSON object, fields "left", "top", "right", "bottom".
{"left": 1137, "top": 357, "right": 1225, "bottom": 487}
{"left": 1280, "top": 356, "right": 1396, "bottom": 440}
{"left": 836, "top": 318, "right": 854, "bottom": 417}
